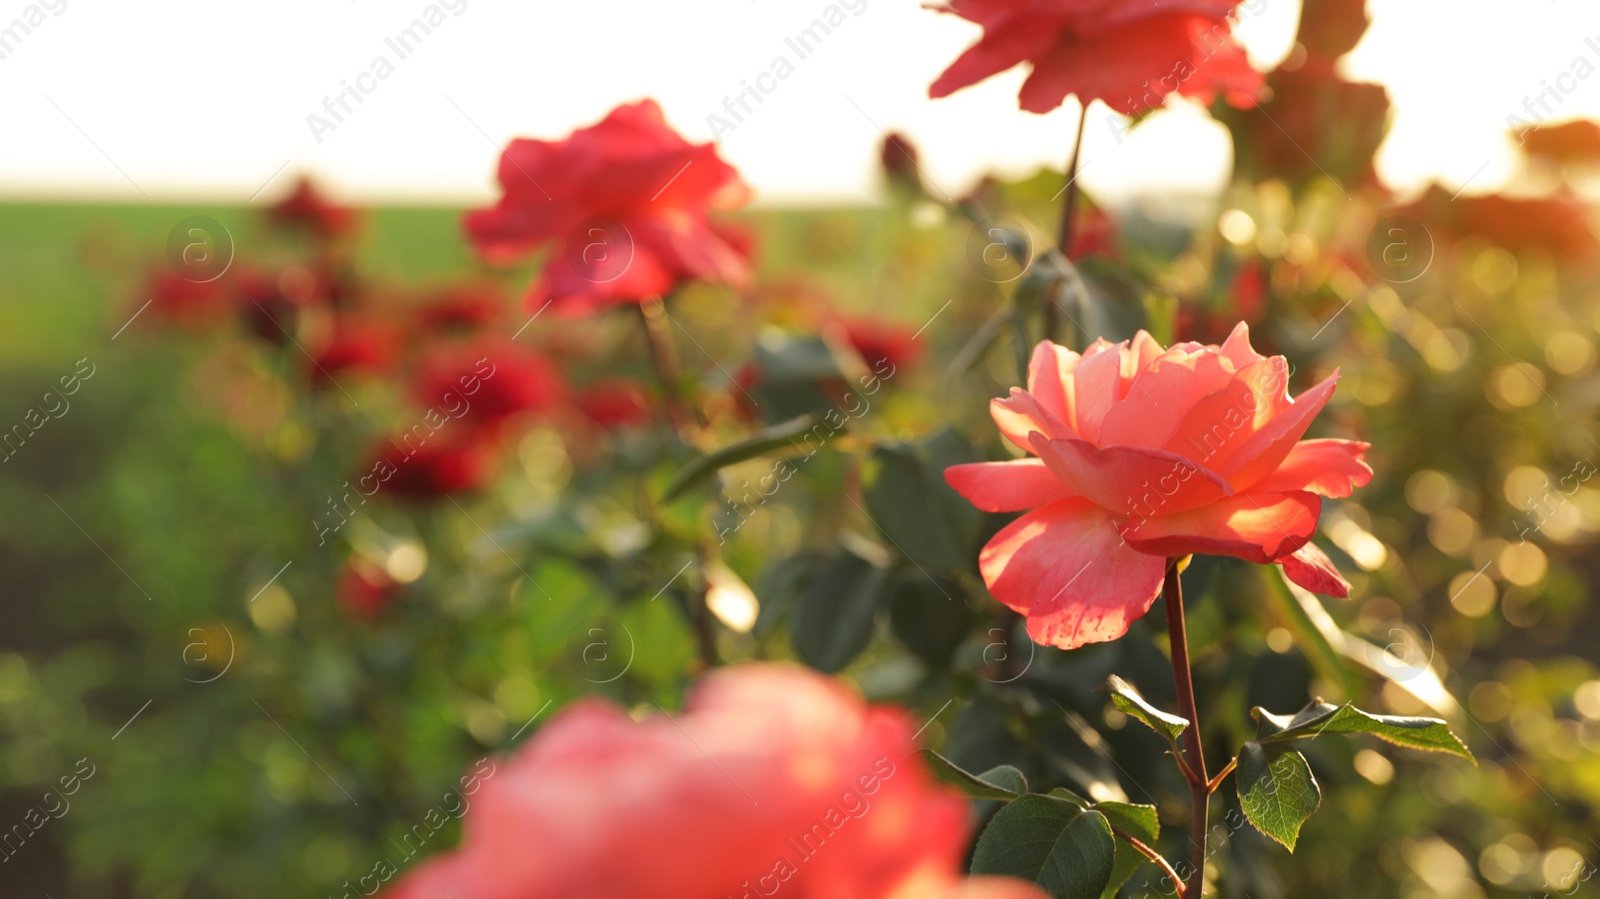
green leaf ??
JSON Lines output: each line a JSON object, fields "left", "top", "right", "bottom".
{"left": 749, "top": 334, "right": 849, "bottom": 423}
{"left": 1092, "top": 800, "right": 1160, "bottom": 898}
{"left": 1048, "top": 786, "right": 1090, "bottom": 807}
{"left": 1255, "top": 701, "right": 1474, "bottom": 761}
{"left": 1094, "top": 801, "right": 1159, "bottom": 843}
{"left": 1104, "top": 675, "right": 1189, "bottom": 743}
{"left": 887, "top": 572, "right": 971, "bottom": 666}
{"left": 788, "top": 548, "right": 884, "bottom": 673}
{"left": 1236, "top": 742, "right": 1321, "bottom": 852}
{"left": 661, "top": 413, "right": 831, "bottom": 501}
{"left": 861, "top": 435, "right": 977, "bottom": 571}
{"left": 979, "top": 765, "right": 1030, "bottom": 796}
{"left": 752, "top": 552, "right": 823, "bottom": 636}
{"left": 971, "top": 795, "right": 1117, "bottom": 899}
{"left": 921, "top": 749, "right": 1025, "bottom": 801}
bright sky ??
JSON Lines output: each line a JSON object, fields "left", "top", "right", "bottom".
{"left": 0, "top": 0, "right": 1595, "bottom": 207}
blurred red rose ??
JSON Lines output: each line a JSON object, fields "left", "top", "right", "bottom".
{"left": 838, "top": 316, "right": 923, "bottom": 373}
{"left": 145, "top": 269, "right": 235, "bottom": 325}
{"left": 414, "top": 281, "right": 511, "bottom": 333}
{"left": 1242, "top": 63, "right": 1389, "bottom": 189}
{"left": 927, "top": 0, "right": 1264, "bottom": 115}
{"left": 269, "top": 176, "right": 359, "bottom": 237}
{"left": 411, "top": 340, "right": 565, "bottom": 429}
{"left": 464, "top": 100, "right": 753, "bottom": 315}
{"left": 308, "top": 315, "right": 402, "bottom": 385}
{"left": 368, "top": 435, "right": 499, "bottom": 498}
{"left": 1397, "top": 185, "right": 1600, "bottom": 261}
{"left": 383, "top": 663, "right": 1046, "bottom": 899}
{"left": 1518, "top": 119, "right": 1600, "bottom": 167}
{"left": 1067, "top": 197, "right": 1117, "bottom": 260}
{"left": 1177, "top": 258, "right": 1267, "bottom": 345}
{"left": 880, "top": 131, "right": 924, "bottom": 194}
{"left": 576, "top": 378, "right": 653, "bottom": 428}
{"left": 336, "top": 560, "right": 402, "bottom": 620}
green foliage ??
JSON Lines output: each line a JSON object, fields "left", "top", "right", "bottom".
{"left": 970, "top": 795, "right": 1116, "bottom": 899}
{"left": 861, "top": 428, "right": 979, "bottom": 571}
{"left": 1254, "top": 700, "right": 1474, "bottom": 760}
{"left": 788, "top": 547, "right": 884, "bottom": 673}
{"left": 661, "top": 413, "right": 827, "bottom": 501}
{"left": 922, "top": 749, "right": 1026, "bottom": 800}
{"left": 1236, "top": 742, "right": 1322, "bottom": 852}
{"left": 1104, "top": 675, "right": 1189, "bottom": 743}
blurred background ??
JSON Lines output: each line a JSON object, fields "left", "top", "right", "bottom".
{"left": 5, "top": 0, "right": 1600, "bottom": 897}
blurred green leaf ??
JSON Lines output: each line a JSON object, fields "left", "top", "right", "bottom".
{"left": 788, "top": 548, "right": 884, "bottom": 673}
{"left": 661, "top": 414, "right": 827, "bottom": 501}
{"left": 861, "top": 430, "right": 978, "bottom": 571}
{"left": 888, "top": 573, "right": 970, "bottom": 667}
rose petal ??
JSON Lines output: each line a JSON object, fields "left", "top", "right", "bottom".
{"left": 1098, "top": 346, "right": 1237, "bottom": 448}
{"left": 930, "top": 18, "right": 1059, "bottom": 99}
{"left": 1250, "top": 439, "right": 1373, "bottom": 498}
{"left": 991, "top": 388, "right": 1071, "bottom": 453}
{"left": 1119, "top": 490, "right": 1321, "bottom": 564}
{"left": 1162, "top": 355, "right": 1293, "bottom": 470}
{"left": 1215, "top": 321, "right": 1266, "bottom": 370}
{"left": 1070, "top": 342, "right": 1126, "bottom": 444}
{"left": 979, "top": 498, "right": 1167, "bottom": 649}
{"left": 1121, "top": 330, "right": 1165, "bottom": 394}
{"left": 1219, "top": 372, "right": 1342, "bottom": 490}
{"left": 1030, "top": 433, "right": 1235, "bottom": 518}
{"left": 1019, "top": 12, "right": 1222, "bottom": 115}
{"left": 1026, "top": 341, "right": 1083, "bottom": 434}
{"left": 1278, "top": 541, "right": 1351, "bottom": 597}
{"left": 945, "top": 459, "right": 1078, "bottom": 513}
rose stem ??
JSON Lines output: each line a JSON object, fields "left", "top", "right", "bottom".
{"left": 636, "top": 298, "right": 719, "bottom": 667}
{"left": 1164, "top": 557, "right": 1209, "bottom": 896}
{"left": 637, "top": 298, "right": 699, "bottom": 442}
{"left": 1044, "top": 103, "right": 1089, "bottom": 343}
{"left": 1111, "top": 825, "right": 1188, "bottom": 899}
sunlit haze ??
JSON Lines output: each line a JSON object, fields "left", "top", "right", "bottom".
{"left": 1, "top": 0, "right": 1596, "bottom": 206}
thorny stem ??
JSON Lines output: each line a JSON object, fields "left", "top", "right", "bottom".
{"left": 636, "top": 298, "right": 719, "bottom": 668}
{"left": 1164, "top": 558, "right": 1209, "bottom": 897}
{"left": 1044, "top": 105, "right": 1090, "bottom": 343}
{"left": 1111, "top": 825, "right": 1188, "bottom": 899}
